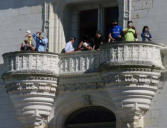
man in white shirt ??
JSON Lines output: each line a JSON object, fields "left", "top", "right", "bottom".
{"left": 65, "top": 37, "right": 76, "bottom": 53}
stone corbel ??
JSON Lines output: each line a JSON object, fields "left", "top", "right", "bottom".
{"left": 160, "top": 47, "right": 167, "bottom": 82}
{"left": 161, "top": 47, "right": 167, "bottom": 69}
{"left": 116, "top": 103, "right": 145, "bottom": 128}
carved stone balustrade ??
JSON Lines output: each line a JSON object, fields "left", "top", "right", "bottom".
{"left": 59, "top": 51, "right": 101, "bottom": 74}
{"left": 59, "top": 42, "right": 164, "bottom": 75}
{"left": 2, "top": 42, "right": 167, "bottom": 128}
{"left": 3, "top": 52, "right": 59, "bottom": 74}
{"left": 100, "top": 42, "right": 165, "bottom": 128}
{"left": 58, "top": 42, "right": 166, "bottom": 128}
{"left": 2, "top": 52, "right": 59, "bottom": 128}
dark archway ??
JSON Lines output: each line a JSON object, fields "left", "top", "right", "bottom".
{"left": 65, "top": 106, "right": 116, "bottom": 128}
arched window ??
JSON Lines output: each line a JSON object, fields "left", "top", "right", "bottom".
{"left": 65, "top": 106, "right": 116, "bottom": 128}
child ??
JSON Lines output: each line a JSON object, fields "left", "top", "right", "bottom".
{"left": 141, "top": 26, "right": 152, "bottom": 41}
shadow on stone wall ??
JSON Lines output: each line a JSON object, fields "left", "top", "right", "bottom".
{"left": 0, "top": 64, "right": 5, "bottom": 85}
{"left": 0, "top": 0, "right": 49, "bottom": 10}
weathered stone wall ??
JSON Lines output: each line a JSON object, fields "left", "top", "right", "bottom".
{"left": 0, "top": 0, "right": 167, "bottom": 128}
{"left": 0, "top": 0, "right": 44, "bottom": 127}
{"left": 131, "top": 0, "right": 167, "bottom": 127}
{"left": 132, "top": 0, "right": 167, "bottom": 43}
{"left": 0, "top": 0, "right": 44, "bottom": 63}
{"left": 88, "top": 0, "right": 167, "bottom": 126}
{"left": 0, "top": 64, "right": 21, "bottom": 128}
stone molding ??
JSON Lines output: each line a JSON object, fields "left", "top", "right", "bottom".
{"left": 3, "top": 52, "right": 59, "bottom": 75}
{"left": 3, "top": 75, "right": 57, "bottom": 128}
{"left": 2, "top": 42, "right": 167, "bottom": 128}
{"left": 2, "top": 52, "right": 59, "bottom": 128}
{"left": 4, "top": 43, "right": 164, "bottom": 76}
{"left": 59, "top": 42, "right": 164, "bottom": 75}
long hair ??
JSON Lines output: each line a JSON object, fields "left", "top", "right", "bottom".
{"left": 142, "top": 26, "right": 149, "bottom": 33}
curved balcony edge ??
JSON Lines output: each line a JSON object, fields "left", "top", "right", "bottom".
{"left": 2, "top": 51, "right": 60, "bottom": 76}
{"left": 1, "top": 41, "right": 167, "bottom": 128}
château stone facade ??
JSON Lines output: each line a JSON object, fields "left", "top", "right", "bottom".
{"left": 1, "top": 0, "right": 167, "bottom": 128}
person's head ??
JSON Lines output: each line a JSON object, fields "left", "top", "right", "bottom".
{"left": 112, "top": 19, "right": 118, "bottom": 27}
{"left": 26, "top": 34, "right": 32, "bottom": 41}
{"left": 26, "top": 30, "right": 31, "bottom": 34}
{"left": 82, "top": 35, "right": 89, "bottom": 42}
{"left": 142, "top": 26, "right": 149, "bottom": 33}
{"left": 96, "top": 31, "right": 102, "bottom": 38}
{"left": 128, "top": 21, "right": 133, "bottom": 28}
{"left": 70, "top": 36, "right": 76, "bottom": 43}
{"left": 38, "top": 32, "right": 43, "bottom": 40}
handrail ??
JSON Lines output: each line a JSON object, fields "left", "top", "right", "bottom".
{"left": 2, "top": 42, "right": 166, "bottom": 75}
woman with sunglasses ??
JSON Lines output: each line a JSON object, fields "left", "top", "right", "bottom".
{"left": 20, "top": 33, "right": 35, "bottom": 51}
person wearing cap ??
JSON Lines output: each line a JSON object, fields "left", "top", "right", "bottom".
{"left": 108, "top": 20, "right": 123, "bottom": 42}
{"left": 20, "top": 33, "right": 35, "bottom": 51}
{"left": 26, "top": 30, "right": 31, "bottom": 34}
{"left": 32, "top": 32, "right": 48, "bottom": 52}
{"left": 65, "top": 37, "right": 76, "bottom": 53}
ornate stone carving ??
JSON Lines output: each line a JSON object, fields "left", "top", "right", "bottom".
{"left": 2, "top": 52, "right": 59, "bottom": 128}
{"left": 2, "top": 42, "right": 167, "bottom": 128}
{"left": 3, "top": 52, "right": 59, "bottom": 74}
{"left": 59, "top": 43, "right": 164, "bottom": 75}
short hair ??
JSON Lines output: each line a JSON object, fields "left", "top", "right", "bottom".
{"left": 96, "top": 31, "right": 102, "bottom": 35}
{"left": 128, "top": 21, "right": 133, "bottom": 24}
{"left": 112, "top": 19, "right": 118, "bottom": 23}
{"left": 70, "top": 36, "right": 76, "bottom": 41}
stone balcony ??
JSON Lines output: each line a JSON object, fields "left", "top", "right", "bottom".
{"left": 59, "top": 42, "right": 164, "bottom": 74}
{"left": 2, "top": 42, "right": 167, "bottom": 128}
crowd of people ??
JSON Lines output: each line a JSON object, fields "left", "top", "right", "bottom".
{"left": 20, "top": 20, "right": 152, "bottom": 54}
{"left": 64, "top": 20, "right": 152, "bottom": 53}
{"left": 20, "top": 30, "right": 48, "bottom": 52}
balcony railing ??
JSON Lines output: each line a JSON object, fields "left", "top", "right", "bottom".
{"left": 3, "top": 52, "right": 59, "bottom": 75}
{"left": 3, "top": 42, "right": 165, "bottom": 75}
{"left": 59, "top": 42, "right": 164, "bottom": 75}
{"left": 2, "top": 42, "right": 167, "bottom": 128}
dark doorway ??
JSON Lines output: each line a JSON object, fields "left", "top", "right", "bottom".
{"left": 104, "top": 7, "right": 119, "bottom": 38}
{"left": 79, "top": 9, "right": 98, "bottom": 41}
{"left": 65, "top": 106, "right": 116, "bottom": 128}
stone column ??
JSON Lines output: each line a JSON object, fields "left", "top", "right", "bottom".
{"left": 71, "top": 11, "right": 79, "bottom": 40}
{"left": 119, "top": 0, "right": 131, "bottom": 28}
{"left": 98, "top": 5, "right": 105, "bottom": 34}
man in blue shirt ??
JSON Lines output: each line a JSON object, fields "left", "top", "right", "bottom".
{"left": 32, "top": 32, "right": 48, "bottom": 52}
{"left": 108, "top": 20, "right": 123, "bottom": 42}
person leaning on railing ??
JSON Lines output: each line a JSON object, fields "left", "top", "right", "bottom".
{"left": 78, "top": 35, "right": 93, "bottom": 51}
{"left": 20, "top": 33, "right": 35, "bottom": 51}
{"left": 64, "top": 36, "right": 76, "bottom": 54}
{"left": 93, "top": 31, "right": 105, "bottom": 50}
